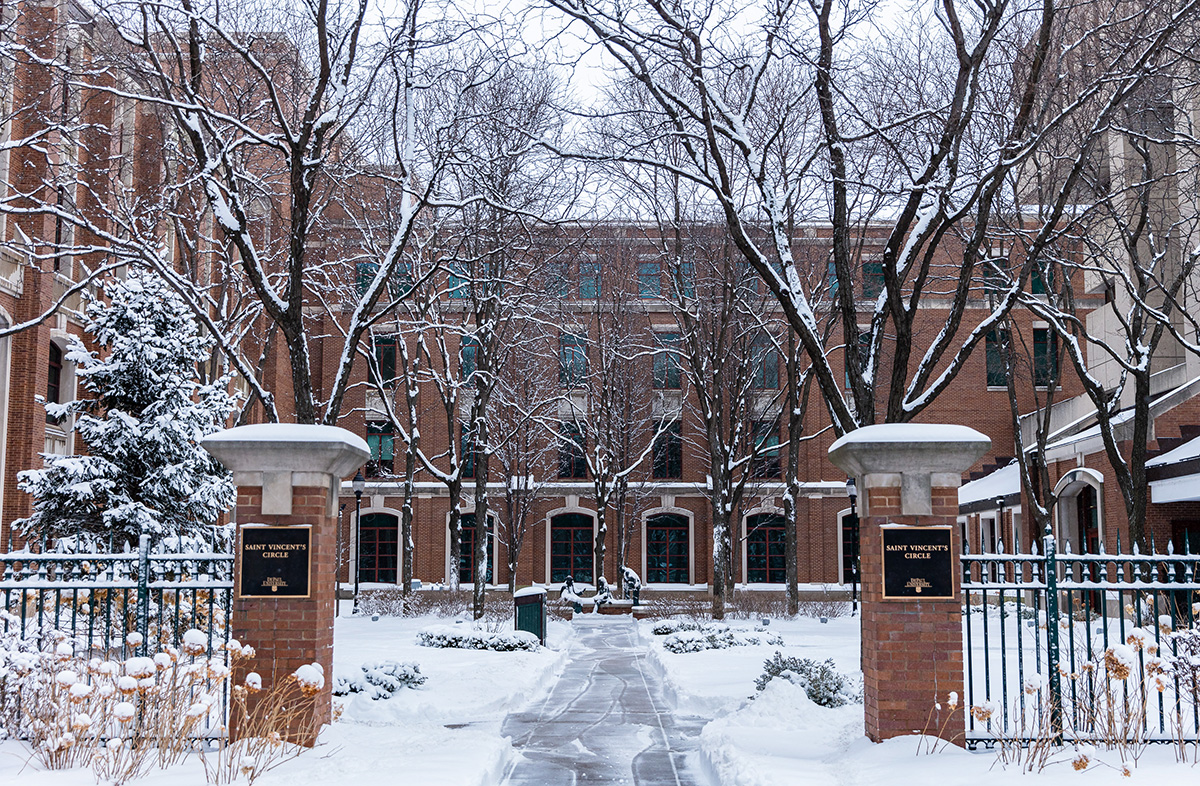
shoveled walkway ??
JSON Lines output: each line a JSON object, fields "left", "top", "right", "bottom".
{"left": 500, "top": 619, "right": 709, "bottom": 785}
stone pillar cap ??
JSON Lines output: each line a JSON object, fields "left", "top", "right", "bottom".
{"left": 828, "top": 423, "right": 990, "bottom": 515}
{"left": 202, "top": 424, "right": 370, "bottom": 478}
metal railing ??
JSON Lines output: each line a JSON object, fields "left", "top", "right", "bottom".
{"left": 1, "top": 534, "right": 234, "bottom": 657}
{"left": 962, "top": 530, "right": 1200, "bottom": 747}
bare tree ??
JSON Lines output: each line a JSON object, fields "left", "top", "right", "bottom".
{"left": 544, "top": 0, "right": 1200, "bottom": 438}
{"left": 660, "top": 228, "right": 787, "bottom": 618}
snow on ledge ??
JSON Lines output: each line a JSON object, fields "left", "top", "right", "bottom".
{"left": 205, "top": 423, "right": 369, "bottom": 453}
{"left": 828, "top": 423, "right": 988, "bottom": 452}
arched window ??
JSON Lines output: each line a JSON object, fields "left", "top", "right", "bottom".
{"left": 646, "top": 514, "right": 689, "bottom": 584}
{"left": 459, "top": 513, "right": 494, "bottom": 585}
{"left": 550, "top": 513, "right": 594, "bottom": 584}
{"left": 746, "top": 513, "right": 786, "bottom": 583}
{"left": 358, "top": 513, "right": 398, "bottom": 584}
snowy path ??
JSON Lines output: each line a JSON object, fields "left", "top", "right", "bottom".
{"left": 501, "top": 619, "right": 710, "bottom": 785}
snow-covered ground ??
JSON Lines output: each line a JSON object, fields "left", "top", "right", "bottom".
{"left": 642, "top": 615, "right": 1199, "bottom": 786}
{"left": 0, "top": 613, "right": 572, "bottom": 786}
{"left": 2, "top": 610, "right": 1197, "bottom": 785}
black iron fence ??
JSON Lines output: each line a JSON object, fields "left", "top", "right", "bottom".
{"left": 962, "top": 530, "right": 1200, "bottom": 747}
{"left": 1, "top": 534, "right": 234, "bottom": 657}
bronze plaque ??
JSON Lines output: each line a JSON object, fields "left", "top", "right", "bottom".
{"left": 881, "top": 525, "right": 954, "bottom": 600}
{"left": 239, "top": 525, "right": 312, "bottom": 598}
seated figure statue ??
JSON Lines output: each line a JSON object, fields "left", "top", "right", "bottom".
{"left": 621, "top": 566, "right": 642, "bottom": 606}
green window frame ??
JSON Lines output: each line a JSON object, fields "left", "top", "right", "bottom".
{"left": 580, "top": 261, "right": 601, "bottom": 299}
{"left": 638, "top": 262, "right": 662, "bottom": 298}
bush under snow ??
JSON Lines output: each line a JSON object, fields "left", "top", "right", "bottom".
{"left": 660, "top": 622, "right": 783, "bottom": 654}
{"left": 333, "top": 660, "right": 426, "bottom": 700}
{"left": 754, "top": 652, "right": 860, "bottom": 708}
{"left": 416, "top": 625, "right": 539, "bottom": 652}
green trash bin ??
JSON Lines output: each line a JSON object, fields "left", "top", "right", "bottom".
{"left": 513, "top": 586, "right": 547, "bottom": 646}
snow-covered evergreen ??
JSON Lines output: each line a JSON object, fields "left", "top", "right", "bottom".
{"left": 16, "top": 271, "right": 236, "bottom": 547}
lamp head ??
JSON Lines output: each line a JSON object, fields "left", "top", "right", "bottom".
{"left": 845, "top": 476, "right": 857, "bottom": 504}
{"left": 353, "top": 470, "right": 366, "bottom": 497}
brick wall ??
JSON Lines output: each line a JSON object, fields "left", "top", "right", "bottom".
{"left": 231, "top": 484, "right": 334, "bottom": 745}
{"left": 859, "top": 483, "right": 963, "bottom": 742}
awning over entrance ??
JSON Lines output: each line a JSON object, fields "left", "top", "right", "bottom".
{"left": 1148, "top": 435, "right": 1200, "bottom": 503}
{"left": 958, "top": 461, "right": 1021, "bottom": 514}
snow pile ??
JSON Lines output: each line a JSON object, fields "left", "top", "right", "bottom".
{"left": 416, "top": 625, "right": 540, "bottom": 652}
{"left": 661, "top": 623, "right": 783, "bottom": 654}
{"left": 700, "top": 677, "right": 860, "bottom": 786}
{"left": 333, "top": 660, "right": 426, "bottom": 699}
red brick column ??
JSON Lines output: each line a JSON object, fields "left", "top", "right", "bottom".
{"left": 202, "top": 425, "right": 368, "bottom": 747}
{"left": 231, "top": 485, "right": 337, "bottom": 744}
{"left": 859, "top": 482, "right": 963, "bottom": 742}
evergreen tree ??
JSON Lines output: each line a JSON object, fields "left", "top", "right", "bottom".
{"left": 17, "top": 271, "right": 236, "bottom": 547}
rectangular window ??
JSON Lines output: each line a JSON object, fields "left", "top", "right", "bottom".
{"left": 845, "top": 331, "right": 869, "bottom": 389}
{"left": 546, "top": 262, "right": 570, "bottom": 298}
{"left": 1031, "top": 262, "right": 1053, "bottom": 295}
{"left": 638, "top": 261, "right": 662, "bottom": 298}
{"left": 862, "top": 257, "right": 884, "bottom": 299}
{"left": 448, "top": 261, "right": 469, "bottom": 298}
{"left": 558, "top": 422, "right": 587, "bottom": 479}
{"left": 461, "top": 426, "right": 477, "bottom": 479}
{"left": 751, "top": 334, "right": 779, "bottom": 389}
{"left": 372, "top": 335, "right": 397, "bottom": 386}
{"left": 985, "top": 329, "right": 1009, "bottom": 388}
{"left": 652, "top": 421, "right": 682, "bottom": 479}
{"left": 646, "top": 514, "right": 689, "bottom": 584}
{"left": 356, "top": 261, "right": 379, "bottom": 296}
{"left": 827, "top": 258, "right": 838, "bottom": 300}
{"left": 460, "top": 336, "right": 479, "bottom": 380}
{"left": 751, "top": 420, "right": 781, "bottom": 479}
{"left": 652, "top": 333, "right": 681, "bottom": 390}
{"left": 559, "top": 333, "right": 588, "bottom": 387}
{"left": 390, "top": 262, "right": 414, "bottom": 298}
{"left": 1033, "top": 327, "right": 1057, "bottom": 388}
{"left": 579, "top": 261, "right": 601, "bottom": 299}
{"left": 366, "top": 421, "right": 395, "bottom": 477}
{"left": 674, "top": 262, "right": 695, "bottom": 298}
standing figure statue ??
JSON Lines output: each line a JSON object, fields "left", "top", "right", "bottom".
{"left": 621, "top": 566, "right": 642, "bottom": 606}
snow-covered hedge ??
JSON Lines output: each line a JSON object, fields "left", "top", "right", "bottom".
{"left": 660, "top": 623, "right": 783, "bottom": 654}
{"left": 333, "top": 660, "right": 426, "bottom": 699}
{"left": 754, "top": 652, "right": 860, "bottom": 707}
{"left": 416, "top": 625, "right": 540, "bottom": 652}
{"left": 651, "top": 619, "right": 701, "bottom": 636}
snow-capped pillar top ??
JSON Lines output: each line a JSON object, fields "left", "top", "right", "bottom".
{"left": 202, "top": 424, "right": 369, "bottom": 516}
{"left": 828, "top": 424, "right": 990, "bottom": 516}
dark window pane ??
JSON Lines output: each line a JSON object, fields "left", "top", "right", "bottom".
{"left": 985, "top": 330, "right": 1009, "bottom": 388}
{"left": 751, "top": 335, "right": 778, "bottom": 389}
{"left": 1033, "top": 328, "right": 1057, "bottom": 388}
{"left": 560, "top": 333, "right": 588, "bottom": 387}
{"left": 653, "top": 333, "right": 681, "bottom": 390}
{"left": 558, "top": 422, "right": 587, "bottom": 478}
{"left": 746, "top": 514, "right": 787, "bottom": 583}
{"left": 862, "top": 258, "right": 884, "bottom": 299}
{"left": 550, "top": 513, "right": 594, "bottom": 584}
{"left": 652, "top": 422, "right": 682, "bottom": 479}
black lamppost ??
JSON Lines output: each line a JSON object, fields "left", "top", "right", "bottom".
{"left": 847, "top": 477, "right": 859, "bottom": 615}
{"left": 995, "top": 495, "right": 1007, "bottom": 551}
{"left": 352, "top": 470, "right": 365, "bottom": 614}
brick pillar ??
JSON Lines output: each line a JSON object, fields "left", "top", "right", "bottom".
{"left": 203, "top": 425, "right": 368, "bottom": 746}
{"left": 829, "top": 424, "right": 990, "bottom": 743}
